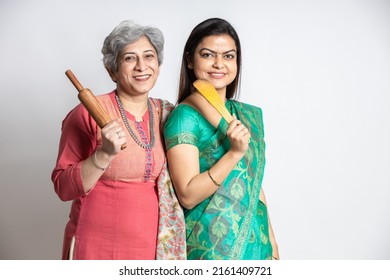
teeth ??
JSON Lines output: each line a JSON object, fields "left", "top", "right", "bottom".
{"left": 210, "top": 73, "right": 225, "bottom": 78}
{"left": 134, "top": 75, "right": 150, "bottom": 80}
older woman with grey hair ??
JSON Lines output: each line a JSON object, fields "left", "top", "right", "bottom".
{"left": 52, "top": 20, "right": 185, "bottom": 260}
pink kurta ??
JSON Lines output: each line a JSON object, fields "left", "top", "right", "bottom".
{"left": 52, "top": 91, "right": 166, "bottom": 260}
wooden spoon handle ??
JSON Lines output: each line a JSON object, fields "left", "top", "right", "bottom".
{"left": 193, "top": 79, "right": 234, "bottom": 123}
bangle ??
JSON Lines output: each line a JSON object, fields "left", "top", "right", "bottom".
{"left": 272, "top": 255, "right": 279, "bottom": 260}
{"left": 207, "top": 170, "right": 221, "bottom": 187}
{"left": 92, "top": 149, "right": 109, "bottom": 170}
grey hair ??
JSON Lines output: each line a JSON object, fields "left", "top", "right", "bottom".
{"left": 101, "top": 20, "right": 164, "bottom": 72}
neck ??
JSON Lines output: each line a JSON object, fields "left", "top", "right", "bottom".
{"left": 216, "top": 88, "right": 227, "bottom": 103}
{"left": 116, "top": 91, "right": 148, "bottom": 121}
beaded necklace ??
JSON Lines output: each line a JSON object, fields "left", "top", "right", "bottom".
{"left": 115, "top": 94, "right": 155, "bottom": 150}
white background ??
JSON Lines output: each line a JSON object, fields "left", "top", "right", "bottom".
{"left": 0, "top": 0, "right": 389, "bottom": 260}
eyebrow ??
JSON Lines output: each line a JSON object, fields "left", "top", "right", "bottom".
{"left": 123, "top": 49, "right": 156, "bottom": 55}
{"left": 199, "top": 48, "right": 236, "bottom": 54}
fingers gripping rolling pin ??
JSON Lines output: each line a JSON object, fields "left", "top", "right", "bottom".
{"left": 65, "top": 70, "right": 126, "bottom": 149}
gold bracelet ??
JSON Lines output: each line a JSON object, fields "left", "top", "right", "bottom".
{"left": 272, "top": 255, "right": 279, "bottom": 260}
{"left": 92, "top": 149, "right": 109, "bottom": 170}
{"left": 207, "top": 170, "right": 221, "bottom": 186}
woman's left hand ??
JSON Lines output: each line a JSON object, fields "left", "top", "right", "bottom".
{"left": 226, "top": 116, "right": 251, "bottom": 158}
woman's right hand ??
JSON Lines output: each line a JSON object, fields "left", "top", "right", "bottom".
{"left": 80, "top": 120, "right": 126, "bottom": 193}
{"left": 100, "top": 119, "right": 127, "bottom": 157}
{"left": 226, "top": 116, "right": 251, "bottom": 158}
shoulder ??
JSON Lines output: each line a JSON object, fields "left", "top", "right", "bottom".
{"left": 164, "top": 104, "right": 202, "bottom": 149}
{"left": 150, "top": 97, "right": 175, "bottom": 113}
{"left": 95, "top": 91, "right": 114, "bottom": 99}
{"left": 63, "top": 91, "right": 116, "bottom": 131}
{"left": 60, "top": 102, "right": 96, "bottom": 139}
{"left": 231, "top": 100, "right": 263, "bottom": 119}
{"left": 95, "top": 91, "right": 116, "bottom": 107}
{"left": 62, "top": 102, "right": 89, "bottom": 126}
{"left": 168, "top": 104, "right": 201, "bottom": 120}
{"left": 164, "top": 104, "right": 202, "bottom": 135}
{"left": 231, "top": 100, "right": 262, "bottom": 113}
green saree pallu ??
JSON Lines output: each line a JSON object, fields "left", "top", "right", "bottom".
{"left": 165, "top": 100, "right": 273, "bottom": 260}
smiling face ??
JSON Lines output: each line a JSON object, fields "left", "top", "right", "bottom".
{"left": 189, "top": 34, "right": 237, "bottom": 97}
{"left": 110, "top": 36, "right": 160, "bottom": 98}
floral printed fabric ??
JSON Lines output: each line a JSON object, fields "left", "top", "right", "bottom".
{"left": 155, "top": 99, "right": 187, "bottom": 260}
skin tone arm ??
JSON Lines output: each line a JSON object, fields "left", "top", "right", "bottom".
{"left": 167, "top": 117, "right": 251, "bottom": 209}
{"left": 260, "top": 188, "right": 280, "bottom": 259}
{"left": 80, "top": 120, "right": 127, "bottom": 193}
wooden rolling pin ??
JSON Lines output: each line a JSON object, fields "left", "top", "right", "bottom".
{"left": 65, "top": 70, "right": 111, "bottom": 128}
{"left": 65, "top": 70, "right": 126, "bottom": 149}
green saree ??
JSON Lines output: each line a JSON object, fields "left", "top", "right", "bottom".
{"left": 164, "top": 100, "right": 272, "bottom": 260}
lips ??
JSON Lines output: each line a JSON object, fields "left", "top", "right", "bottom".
{"left": 133, "top": 74, "right": 151, "bottom": 81}
{"left": 208, "top": 72, "right": 226, "bottom": 79}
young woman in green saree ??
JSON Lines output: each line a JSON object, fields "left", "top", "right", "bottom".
{"left": 164, "top": 18, "right": 279, "bottom": 260}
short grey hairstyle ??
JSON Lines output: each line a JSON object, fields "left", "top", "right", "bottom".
{"left": 101, "top": 20, "right": 164, "bottom": 72}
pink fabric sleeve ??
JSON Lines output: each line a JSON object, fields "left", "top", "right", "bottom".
{"left": 51, "top": 104, "right": 98, "bottom": 201}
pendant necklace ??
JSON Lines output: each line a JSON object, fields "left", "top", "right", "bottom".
{"left": 115, "top": 94, "right": 155, "bottom": 150}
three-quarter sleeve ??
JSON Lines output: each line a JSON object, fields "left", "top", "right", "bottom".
{"left": 51, "top": 104, "right": 97, "bottom": 201}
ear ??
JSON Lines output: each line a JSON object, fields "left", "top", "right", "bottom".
{"left": 185, "top": 52, "right": 193, "bottom": 69}
{"left": 106, "top": 67, "right": 117, "bottom": 83}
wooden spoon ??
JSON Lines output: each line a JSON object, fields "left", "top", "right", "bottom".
{"left": 193, "top": 79, "right": 234, "bottom": 123}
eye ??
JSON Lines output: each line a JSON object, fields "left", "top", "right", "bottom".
{"left": 224, "top": 53, "right": 236, "bottom": 60}
{"left": 200, "top": 52, "right": 215, "bottom": 59}
{"left": 145, "top": 53, "right": 156, "bottom": 60}
{"left": 124, "top": 55, "right": 136, "bottom": 62}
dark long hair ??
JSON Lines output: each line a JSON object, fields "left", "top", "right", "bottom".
{"left": 177, "top": 18, "right": 242, "bottom": 104}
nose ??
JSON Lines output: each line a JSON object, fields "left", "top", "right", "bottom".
{"left": 135, "top": 58, "right": 147, "bottom": 71}
{"left": 213, "top": 54, "right": 224, "bottom": 69}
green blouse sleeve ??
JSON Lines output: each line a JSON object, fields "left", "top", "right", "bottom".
{"left": 164, "top": 105, "right": 200, "bottom": 150}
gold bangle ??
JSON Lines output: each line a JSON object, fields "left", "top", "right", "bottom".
{"left": 272, "top": 255, "right": 279, "bottom": 260}
{"left": 207, "top": 170, "right": 221, "bottom": 187}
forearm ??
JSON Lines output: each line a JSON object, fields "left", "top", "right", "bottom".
{"left": 81, "top": 148, "right": 115, "bottom": 193}
{"left": 52, "top": 161, "right": 85, "bottom": 201}
{"left": 175, "top": 150, "right": 242, "bottom": 209}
